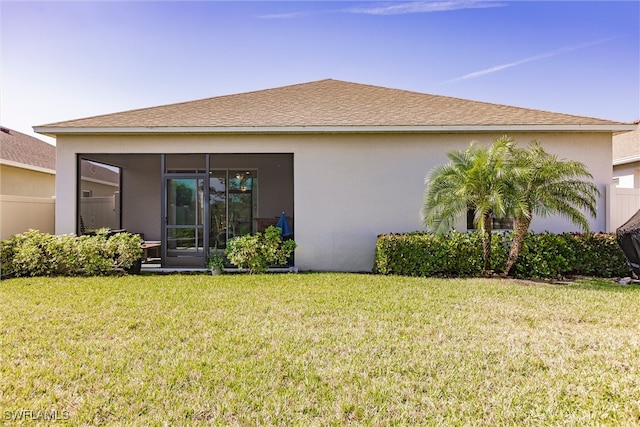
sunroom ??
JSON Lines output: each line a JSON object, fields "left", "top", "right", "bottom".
{"left": 78, "top": 153, "right": 293, "bottom": 268}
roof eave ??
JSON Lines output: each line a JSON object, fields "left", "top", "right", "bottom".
{"left": 0, "top": 159, "right": 56, "bottom": 174}
{"left": 33, "top": 124, "right": 636, "bottom": 136}
{"left": 613, "top": 155, "right": 640, "bottom": 166}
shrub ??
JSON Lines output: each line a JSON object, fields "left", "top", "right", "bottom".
{"left": 8, "top": 230, "right": 61, "bottom": 277}
{"left": 225, "top": 226, "right": 297, "bottom": 274}
{"left": 106, "top": 232, "right": 144, "bottom": 270}
{"left": 0, "top": 229, "right": 143, "bottom": 278}
{"left": 76, "top": 232, "right": 113, "bottom": 275}
{"left": 508, "top": 232, "right": 629, "bottom": 279}
{"left": 374, "top": 231, "right": 485, "bottom": 277}
{"left": 374, "top": 231, "right": 629, "bottom": 279}
{"left": 0, "top": 238, "right": 15, "bottom": 277}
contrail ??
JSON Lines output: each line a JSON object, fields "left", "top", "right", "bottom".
{"left": 444, "top": 37, "right": 618, "bottom": 83}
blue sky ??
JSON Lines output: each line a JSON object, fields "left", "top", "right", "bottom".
{"left": 2, "top": 1, "right": 638, "bottom": 143}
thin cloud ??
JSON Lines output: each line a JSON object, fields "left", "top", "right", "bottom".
{"left": 257, "top": 1, "right": 506, "bottom": 19}
{"left": 258, "top": 11, "right": 314, "bottom": 19}
{"left": 445, "top": 37, "right": 619, "bottom": 83}
{"left": 347, "top": 1, "right": 507, "bottom": 15}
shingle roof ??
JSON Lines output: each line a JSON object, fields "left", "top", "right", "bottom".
{"left": 0, "top": 126, "right": 55, "bottom": 171}
{"left": 37, "top": 79, "right": 625, "bottom": 131}
{"left": 80, "top": 159, "right": 119, "bottom": 185}
{"left": 613, "top": 120, "right": 640, "bottom": 162}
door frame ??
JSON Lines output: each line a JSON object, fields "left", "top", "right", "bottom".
{"left": 161, "top": 173, "right": 209, "bottom": 267}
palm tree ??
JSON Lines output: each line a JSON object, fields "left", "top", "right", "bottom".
{"left": 501, "top": 142, "right": 600, "bottom": 276}
{"left": 422, "top": 137, "right": 513, "bottom": 271}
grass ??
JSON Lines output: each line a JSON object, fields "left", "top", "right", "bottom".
{"left": 1, "top": 273, "right": 639, "bottom": 426}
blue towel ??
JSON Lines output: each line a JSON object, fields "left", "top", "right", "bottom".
{"left": 276, "top": 212, "right": 292, "bottom": 237}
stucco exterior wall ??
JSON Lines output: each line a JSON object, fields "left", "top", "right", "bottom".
{"left": 54, "top": 131, "right": 612, "bottom": 272}
{"left": 0, "top": 164, "right": 55, "bottom": 197}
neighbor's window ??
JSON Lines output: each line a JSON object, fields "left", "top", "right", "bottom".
{"left": 466, "top": 209, "right": 514, "bottom": 230}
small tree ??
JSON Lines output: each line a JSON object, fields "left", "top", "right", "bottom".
{"left": 501, "top": 142, "right": 600, "bottom": 276}
{"left": 422, "top": 137, "right": 513, "bottom": 271}
{"left": 423, "top": 137, "right": 600, "bottom": 276}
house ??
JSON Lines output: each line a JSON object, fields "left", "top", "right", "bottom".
{"left": 608, "top": 121, "right": 640, "bottom": 231}
{"left": 613, "top": 121, "right": 640, "bottom": 189}
{"left": 34, "top": 79, "right": 636, "bottom": 271}
{"left": 0, "top": 126, "right": 56, "bottom": 240}
{"left": 0, "top": 126, "right": 122, "bottom": 240}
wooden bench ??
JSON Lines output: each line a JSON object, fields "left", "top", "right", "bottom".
{"left": 140, "top": 241, "right": 161, "bottom": 262}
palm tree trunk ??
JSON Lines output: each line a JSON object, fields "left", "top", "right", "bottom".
{"left": 482, "top": 214, "right": 493, "bottom": 272}
{"left": 503, "top": 216, "right": 531, "bottom": 276}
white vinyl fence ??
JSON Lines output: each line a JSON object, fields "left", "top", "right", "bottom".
{"left": 80, "top": 196, "right": 120, "bottom": 232}
{"left": 0, "top": 195, "right": 55, "bottom": 240}
{"left": 606, "top": 184, "right": 640, "bottom": 232}
{"left": 1, "top": 195, "right": 121, "bottom": 240}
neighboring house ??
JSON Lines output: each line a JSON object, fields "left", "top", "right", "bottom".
{"left": 34, "top": 79, "right": 635, "bottom": 271}
{"left": 0, "top": 126, "right": 56, "bottom": 240}
{"left": 613, "top": 121, "right": 640, "bottom": 188}
{"left": 609, "top": 121, "right": 640, "bottom": 231}
{"left": 0, "top": 126, "right": 121, "bottom": 240}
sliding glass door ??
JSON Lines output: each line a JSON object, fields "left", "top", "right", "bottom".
{"left": 209, "top": 170, "right": 257, "bottom": 249}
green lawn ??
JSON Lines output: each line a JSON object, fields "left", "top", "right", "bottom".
{"left": 1, "top": 274, "right": 639, "bottom": 425}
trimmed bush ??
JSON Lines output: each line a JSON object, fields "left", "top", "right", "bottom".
{"left": 374, "top": 231, "right": 485, "bottom": 277}
{"left": 374, "top": 231, "right": 629, "bottom": 279}
{"left": 1, "top": 229, "right": 143, "bottom": 278}
{"left": 509, "top": 232, "right": 629, "bottom": 279}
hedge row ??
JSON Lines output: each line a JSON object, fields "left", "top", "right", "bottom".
{"left": 374, "top": 231, "right": 630, "bottom": 279}
{"left": 0, "top": 229, "right": 143, "bottom": 278}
